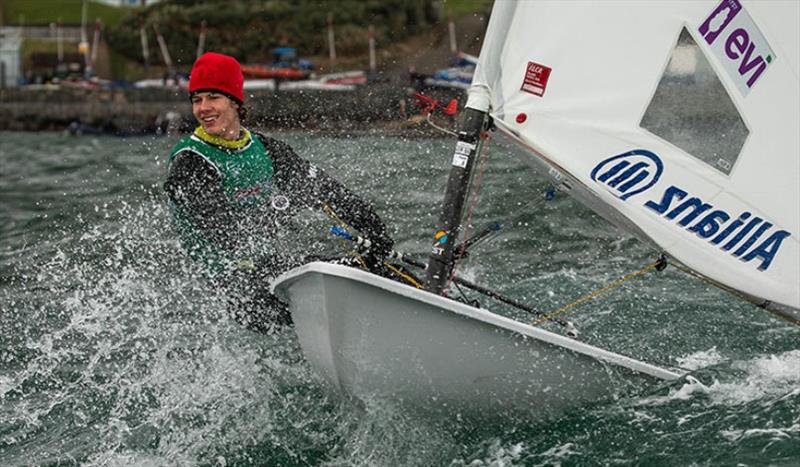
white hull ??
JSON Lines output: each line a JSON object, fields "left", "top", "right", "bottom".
{"left": 272, "top": 262, "right": 681, "bottom": 419}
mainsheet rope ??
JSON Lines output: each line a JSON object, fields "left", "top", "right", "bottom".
{"left": 322, "top": 204, "right": 424, "bottom": 289}
{"left": 323, "top": 204, "right": 368, "bottom": 269}
{"left": 532, "top": 256, "right": 667, "bottom": 326}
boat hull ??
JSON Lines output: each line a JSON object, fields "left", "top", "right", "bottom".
{"left": 272, "top": 262, "right": 681, "bottom": 419}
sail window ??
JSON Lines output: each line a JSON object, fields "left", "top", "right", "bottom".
{"left": 641, "top": 27, "right": 748, "bottom": 175}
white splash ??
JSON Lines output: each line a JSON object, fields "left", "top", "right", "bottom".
{"left": 535, "top": 442, "right": 579, "bottom": 466}
{"left": 639, "top": 350, "right": 800, "bottom": 407}
{"left": 450, "top": 439, "right": 527, "bottom": 467}
{"left": 676, "top": 347, "right": 725, "bottom": 370}
{"left": 720, "top": 424, "right": 800, "bottom": 443}
{"left": 707, "top": 350, "right": 800, "bottom": 405}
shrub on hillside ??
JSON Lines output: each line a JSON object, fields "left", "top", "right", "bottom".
{"left": 106, "top": 0, "right": 442, "bottom": 68}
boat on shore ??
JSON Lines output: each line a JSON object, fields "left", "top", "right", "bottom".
{"left": 240, "top": 64, "right": 309, "bottom": 81}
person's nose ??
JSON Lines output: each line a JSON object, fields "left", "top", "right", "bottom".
{"left": 197, "top": 97, "right": 212, "bottom": 113}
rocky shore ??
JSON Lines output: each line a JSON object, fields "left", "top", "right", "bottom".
{"left": 0, "top": 79, "right": 450, "bottom": 134}
{"left": 0, "top": 10, "right": 486, "bottom": 136}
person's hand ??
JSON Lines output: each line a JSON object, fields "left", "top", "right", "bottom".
{"left": 370, "top": 234, "right": 394, "bottom": 262}
{"left": 361, "top": 234, "right": 393, "bottom": 274}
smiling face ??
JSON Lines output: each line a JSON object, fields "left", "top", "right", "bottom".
{"left": 191, "top": 91, "right": 241, "bottom": 140}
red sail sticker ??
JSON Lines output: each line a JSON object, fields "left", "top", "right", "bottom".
{"left": 521, "top": 61, "right": 552, "bottom": 97}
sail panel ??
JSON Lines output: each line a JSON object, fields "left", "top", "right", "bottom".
{"left": 468, "top": 0, "right": 799, "bottom": 314}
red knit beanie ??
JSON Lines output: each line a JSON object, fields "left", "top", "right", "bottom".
{"left": 189, "top": 52, "right": 245, "bottom": 104}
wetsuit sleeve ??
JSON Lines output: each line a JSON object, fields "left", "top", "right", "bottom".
{"left": 164, "top": 151, "right": 238, "bottom": 251}
{"left": 261, "top": 135, "right": 394, "bottom": 258}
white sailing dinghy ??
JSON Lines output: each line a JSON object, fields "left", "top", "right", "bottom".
{"left": 273, "top": 0, "right": 799, "bottom": 419}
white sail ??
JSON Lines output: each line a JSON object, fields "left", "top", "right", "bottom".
{"left": 467, "top": 0, "right": 799, "bottom": 321}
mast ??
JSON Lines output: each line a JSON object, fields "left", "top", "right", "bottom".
{"left": 56, "top": 19, "right": 64, "bottom": 65}
{"left": 425, "top": 108, "right": 490, "bottom": 294}
{"left": 139, "top": 18, "right": 150, "bottom": 71}
{"left": 90, "top": 19, "right": 101, "bottom": 75}
{"left": 152, "top": 23, "right": 174, "bottom": 75}
{"left": 78, "top": 0, "right": 90, "bottom": 76}
{"left": 448, "top": 17, "right": 457, "bottom": 54}
{"left": 327, "top": 12, "right": 336, "bottom": 67}
{"left": 196, "top": 20, "right": 207, "bottom": 60}
{"left": 368, "top": 25, "right": 376, "bottom": 76}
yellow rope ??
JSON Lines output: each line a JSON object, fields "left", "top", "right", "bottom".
{"left": 322, "top": 203, "right": 371, "bottom": 268}
{"left": 323, "top": 204, "right": 360, "bottom": 256}
{"left": 532, "top": 259, "right": 663, "bottom": 326}
{"left": 385, "top": 263, "right": 424, "bottom": 289}
{"left": 531, "top": 255, "right": 798, "bottom": 328}
{"left": 323, "top": 204, "right": 423, "bottom": 288}
{"left": 322, "top": 204, "right": 346, "bottom": 227}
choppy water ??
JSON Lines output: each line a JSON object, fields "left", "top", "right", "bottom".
{"left": 1, "top": 130, "right": 797, "bottom": 466}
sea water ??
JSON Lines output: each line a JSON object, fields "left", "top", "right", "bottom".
{"left": 1, "top": 130, "right": 797, "bottom": 466}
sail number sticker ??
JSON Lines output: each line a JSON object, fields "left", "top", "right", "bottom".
{"left": 698, "top": 0, "right": 775, "bottom": 96}
{"left": 452, "top": 141, "right": 474, "bottom": 168}
{"left": 521, "top": 61, "right": 552, "bottom": 97}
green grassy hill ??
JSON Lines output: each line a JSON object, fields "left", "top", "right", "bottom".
{"left": 2, "top": 0, "right": 127, "bottom": 26}
{"left": 5, "top": 0, "right": 492, "bottom": 81}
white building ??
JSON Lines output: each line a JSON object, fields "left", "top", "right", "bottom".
{"left": 0, "top": 28, "right": 22, "bottom": 87}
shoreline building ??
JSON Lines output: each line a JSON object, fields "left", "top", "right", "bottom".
{"left": 0, "top": 28, "right": 22, "bottom": 88}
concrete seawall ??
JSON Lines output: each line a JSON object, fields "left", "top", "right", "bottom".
{"left": 0, "top": 82, "right": 414, "bottom": 133}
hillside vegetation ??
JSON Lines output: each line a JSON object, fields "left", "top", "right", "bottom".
{"left": 2, "top": 0, "right": 127, "bottom": 26}
{"left": 5, "top": 0, "right": 492, "bottom": 79}
{"left": 110, "top": 0, "right": 451, "bottom": 67}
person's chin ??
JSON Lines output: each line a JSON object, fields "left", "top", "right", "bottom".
{"left": 203, "top": 124, "right": 221, "bottom": 136}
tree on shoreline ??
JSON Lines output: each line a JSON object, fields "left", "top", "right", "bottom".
{"left": 106, "top": 0, "right": 442, "bottom": 69}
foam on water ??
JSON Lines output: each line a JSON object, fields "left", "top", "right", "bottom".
{"left": 450, "top": 439, "right": 527, "bottom": 466}
{"left": 707, "top": 350, "right": 800, "bottom": 405}
{"left": 635, "top": 349, "right": 800, "bottom": 409}
{"left": 676, "top": 347, "right": 725, "bottom": 371}
{"left": 1, "top": 132, "right": 798, "bottom": 465}
{"left": 1, "top": 194, "right": 320, "bottom": 464}
{"left": 0, "top": 191, "right": 472, "bottom": 465}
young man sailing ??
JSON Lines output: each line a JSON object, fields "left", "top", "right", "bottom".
{"left": 164, "top": 52, "right": 392, "bottom": 332}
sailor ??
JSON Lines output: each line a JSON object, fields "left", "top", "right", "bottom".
{"left": 164, "top": 52, "right": 393, "bottom": 332}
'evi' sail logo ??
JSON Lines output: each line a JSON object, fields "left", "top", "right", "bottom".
{"left": 698, "top": 0, "right": 775, "bottom": 96}
{"left": 590, "top": 150, "right": 663, "bottom": 200}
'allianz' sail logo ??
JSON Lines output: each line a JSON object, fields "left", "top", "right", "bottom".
{"left": 590, "top": 149, "right": 662, "bottom": 200}
{"left": 698, "top": 0, "right": 775, "bottom": 96}
{"left": 591, "top": 150, "right": 790, "bottom": 271}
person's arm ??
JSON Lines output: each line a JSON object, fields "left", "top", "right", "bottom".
{"left": 164, "top": 151, "right": 238, "bottom": 251}
{"left": 262, "top": 136, "right": 394, "bottom": 259}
